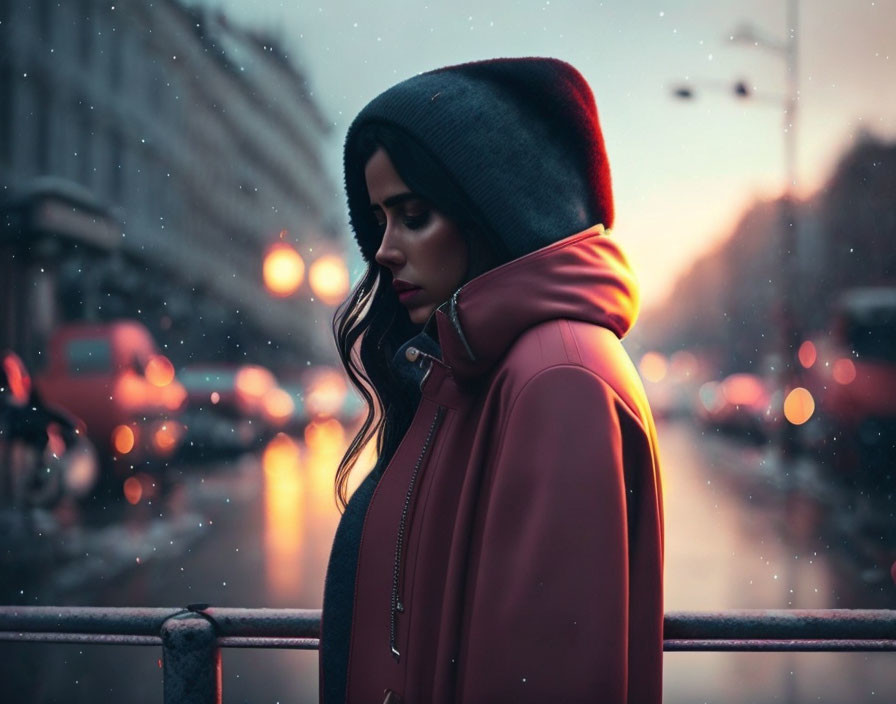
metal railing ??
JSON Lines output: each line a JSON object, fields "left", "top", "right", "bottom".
{"left": 1, "top": 606, "right": 895, "bottom": 703}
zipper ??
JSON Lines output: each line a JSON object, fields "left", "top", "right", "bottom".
{"left": 389, "top": 404, "right": 445, "bottom": 661}
{"left": 448, "top": 290, "right": 477, "bottom": 362}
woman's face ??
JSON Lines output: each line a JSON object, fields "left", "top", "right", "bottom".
{"left": 366, "top": 148, "right": 469, "bottom": 326}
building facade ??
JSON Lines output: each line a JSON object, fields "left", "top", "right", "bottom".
{"left": 0, "top": 0, "right": 342, "bottom": 370}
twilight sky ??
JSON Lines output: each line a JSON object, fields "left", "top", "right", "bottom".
{"left": 199, "top": 0, "right": 896, "bottom": 310}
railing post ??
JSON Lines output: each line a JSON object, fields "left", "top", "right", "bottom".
{"left": 161, "top": 610, "right": 221, "bottom": 704}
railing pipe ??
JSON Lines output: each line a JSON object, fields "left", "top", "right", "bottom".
{"left": 161, "top": 611, "right": 221, "bottom": 704}
{"left": 2, "top": 606, "right": 895, "bottom": 650}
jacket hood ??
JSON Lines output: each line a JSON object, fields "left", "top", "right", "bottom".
{"left": 432, "top": 224, "right": 639, "bottom": 382}
{"left": 344, "top": 57, "right": 613, "bottom": 264}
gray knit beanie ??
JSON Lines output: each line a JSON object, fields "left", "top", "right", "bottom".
{"left": 344, "top": 56, "right": 614, "bottom": 264}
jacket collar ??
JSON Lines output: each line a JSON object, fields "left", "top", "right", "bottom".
{"left": 432, "top": 224, "right": 639, "bottom": 382}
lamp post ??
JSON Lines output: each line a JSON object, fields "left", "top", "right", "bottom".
{"left": 672, "top": 0, "right": 802, "bottom": 457}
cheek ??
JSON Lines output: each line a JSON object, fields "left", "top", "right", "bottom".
{"left": 426, "top": 228, "right": 468, "bottom": 281}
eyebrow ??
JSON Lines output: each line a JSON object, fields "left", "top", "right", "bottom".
{"left": 369, "top": 192, "right": 420, "bottom": 210}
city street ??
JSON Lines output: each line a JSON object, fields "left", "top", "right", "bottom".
{"left": 1, "top": 416, "right": 895, "bottom": 703}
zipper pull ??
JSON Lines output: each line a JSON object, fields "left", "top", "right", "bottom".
{"left": 404, "top": 346, "right": 437, "bottom": 364}
{"left": 405, "top": 346, "right": 438, "bottom": 390}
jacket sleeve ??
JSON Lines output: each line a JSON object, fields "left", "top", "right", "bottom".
{"left": 456, "top": 364, "right": 634, "bottom": 703}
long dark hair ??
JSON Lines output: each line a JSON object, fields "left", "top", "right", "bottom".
{"left": 332, "top": 123, "right": 504, "bottom": 510}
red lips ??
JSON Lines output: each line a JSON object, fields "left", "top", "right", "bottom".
{"left": 392, "top": 279, "right": 422, "bottom": 294}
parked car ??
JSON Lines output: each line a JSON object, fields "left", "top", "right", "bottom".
{"left": 801, "top": 287, "right": 896, "bottom": 484}
{"left": 1, "top": 350, "right": 99, "bottom": 507}
{"left": 177, "top": 363, "right": 296, "bottom": 459}
{"left": 34, "top": 321, "right": 186, "bottom": 487}
{"left": 696, "top": 372, "right": 777, "bottom": 444}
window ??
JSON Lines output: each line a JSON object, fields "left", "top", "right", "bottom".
{"left": 65, "top": 338, "right": 112, "bottom": 374}
{"left": 108, "top": 129, "right": 123, "bottom": 203}
{"left": 34, "top": 75, "right": 51, "bottom": 173}
{"left": 75, "top": 98, "right": 93, "bottom": 186}
{"left": 0, "top": 62, "right": 11, "bottom": 165}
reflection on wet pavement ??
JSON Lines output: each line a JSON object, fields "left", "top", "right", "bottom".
{"left": 1, "top": 417, "right": 894, "bottom": 703}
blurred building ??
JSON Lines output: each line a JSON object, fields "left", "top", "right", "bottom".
{"left": 631, "top": 132, "right": 896, "bottom": 377}
{"left": 0, "top": 0, "right": 342, "bottom": 370}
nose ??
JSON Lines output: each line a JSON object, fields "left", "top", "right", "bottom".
{"left": 374, "top": 227, "right": 405, "bottom": 270}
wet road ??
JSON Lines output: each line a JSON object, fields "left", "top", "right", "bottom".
{"left": 1, "top": 417, "right": 895, "bottom": 703}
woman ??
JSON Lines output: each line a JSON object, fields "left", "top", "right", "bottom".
{"left": 321, "top": 57, "right": 664, "bottom": 704}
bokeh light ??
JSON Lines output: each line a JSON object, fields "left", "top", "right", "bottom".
{"left": 304, "top": 418, "right": 346, "bottom": 452}
{"left": 123, "top": 476, "right": 143, "bottom": 505}
{"left": 153, "top": 424, "right": 179, "bottom": 453}
{"left": 832, "top": 357, "right": 857, "bottom": 384}
{"left": 112, "top": 424, "right": 136, "bottom": 454}
{"left": 263, "top": 242, "right": 305, "bottom": 296}
{"left": 783, "top": 387, "right": 815, "bottom": 425}
{"left": 798, "top": 340, "right": 817, "bottom": 368}
{"left": 669, "top": 350, "right": 698, "bottom": 378}
{"left": 722, "top": 374, "right": 766, "bottom": 407}
{"left": 145, "top": 354, "right": 175, "bottom": 387}
{"left": 236, "top": 365, "right": 276, "bottom": 401}
{"left": 308, "top": 254, "right": 350, "bottom": 305}
{"left": 639, "top": 352, "right": 668, "bottom": 383}
{"left": 263, "top": 388, "right": 296, "bottom": 425}
{"left": 305, "top": 369, "right": 348, "bottom": 419}
{"left": 698, "top": 381, "right": 725, "bottom": 413}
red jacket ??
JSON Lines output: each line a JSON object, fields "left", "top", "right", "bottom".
{"left": 337, "top": 225, "right": 664, "bottom": 703}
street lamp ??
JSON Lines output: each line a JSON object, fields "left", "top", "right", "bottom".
{"left": 671, "top": 0, "right": 803, "bottom": 456}
{"left": 263, "top": 241, "right": 306, "bottom": 297}
{"left": 308, "top": 254, "right": 350, "bottom": 306}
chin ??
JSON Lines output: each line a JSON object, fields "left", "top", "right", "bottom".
{"left": 408, "top": 306, "right": 434, "bottom": 326}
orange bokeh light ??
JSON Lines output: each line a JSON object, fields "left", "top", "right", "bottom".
{"left": 304, "top": 418, "right": 346, "bottom": 452}
{"left": 145, "top": 355, "right": 175, "bottom": 387}
{"left": 832, "top": 358, "right": 857, "bottom": 384}
{"left": 263, "top": 242, "right": 305, "bottom": 297}
{"left": 123, "top": 476, "right": 143, "bottom": 504}
{"left": 722, "top": 374, "right": 766, "bottom": 407}
{"left": 112, "top": 424, "right": 136, "bottom": 454}
{"left": 263, "top": 433, "right": 303, "bottom": 478}
{"left": 263, "top": 388, "right": 295, "bottom": 424}
{"left": 236, "top": 366, "right": 276, "bottom": 400}
{"left": 114, "top": 371, "right": 148, "bottom": 410}
{"left": 261, "top": 433, "right": 305, "bottom": 599}
{"left": 798, "top": 340, "right": 817, "bottom": 369}
{"left": 309, "top": 255, "right": 350, "bottom": 305}
{"left": 669, "top": 350, "right": 698, "bottom": 378}
{"left": 2, "top": 352, "right": 31, "bottom": 405}
{"left": 306, "top": 371, "right": 348, "bottom": 419}
{"left": 783, "top": 387, "right": 815, "bottom": 425}
{"left": 153, "top": 424, "right": 178, "bottom": 453}
{"left": 639, "top": 352, "right": 667, "bottom": 383}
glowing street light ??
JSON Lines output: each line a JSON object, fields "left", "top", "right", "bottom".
{"left": 263, "top": 242, "right": 305, "bottom": 297}
{"left": 309, "top": 254, "right": 350, "bottom": 305}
